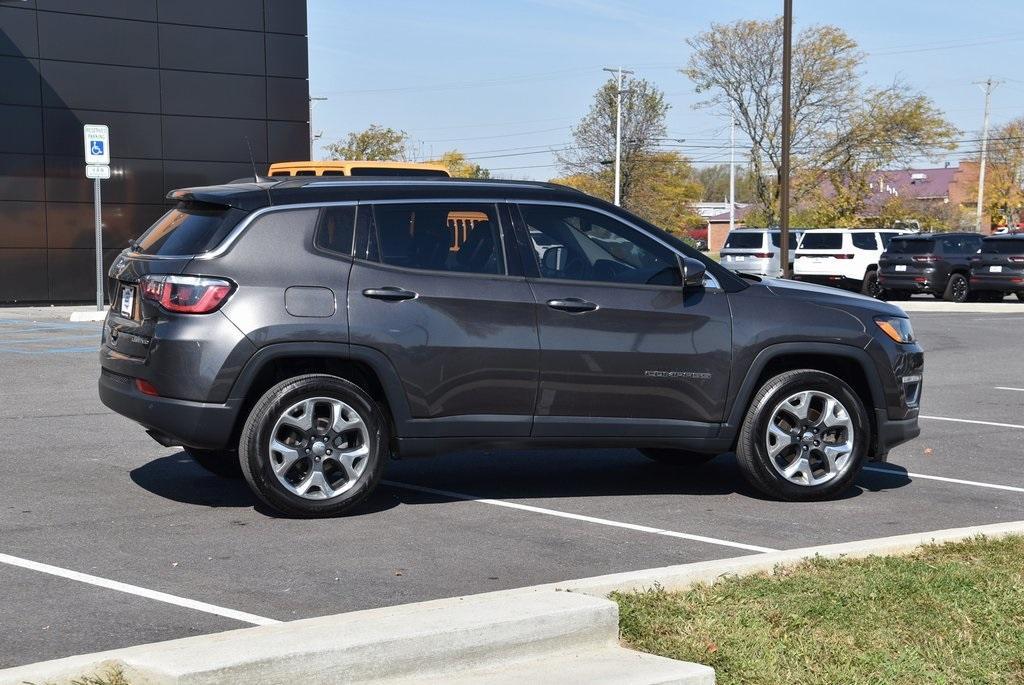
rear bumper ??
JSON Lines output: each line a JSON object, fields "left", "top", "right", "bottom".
{"left": 99, "top": 369, "right": 241, "bottom": 450}
{"left": 970, "top": 274, "right": 1024, "bottom": 292}
{"left": 877, "top": 273, "right": 938, "bottom": 293}
{"left": 872, "top": 409, "right": 920, "bottom": 462}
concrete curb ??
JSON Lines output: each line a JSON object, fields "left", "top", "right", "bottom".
{"left": 4, "top": 520, "right": 1022, "bottom": 684}
{"left": 557, "top": 519, "right": 1024, "bottom": 598}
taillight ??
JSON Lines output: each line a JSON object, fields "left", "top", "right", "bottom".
{"left": 753, "top": 252, "right": 775, "bottom": 259}
{"left": 135, "top": 378, "right": 160, "bottom": 396}
{"left": 912, "top": 255, "right": 937, "bottom": 263}
{"left": 1009, "top": 256, "right": 1024, "bottom": 263}
{"left": 140, "top": 275, "right": 234, "bottom": 313}
{"left": 832, "top": 254, "right": 855, "bottom": 260}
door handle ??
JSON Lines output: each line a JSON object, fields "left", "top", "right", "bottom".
{"left": 546, "top": 298, "right": 598, "bottom": 313}
{"left": 363, "top": 287, "right": 417, "bottom": 301}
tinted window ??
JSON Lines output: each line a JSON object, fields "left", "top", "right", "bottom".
{"left": 879, "top": 232, "right": 900, "bottom": 248}
{"left": 981, "top": 238, "right": 1024, "bottom": 255}
{"left": 371, "top": 203, "right": 504, "bottom": 275}
{"left": 134, "top": 202, "right": 239, "bottom": 255}
{"left": 313, "top": 205, "right": 356, "bottom": 255}
{"left": 886, "top": 238, "right": 934, "bottom": 255}
{"left": 800, "top": 232, "right": 843, "bottom": 250}
{"left": 520, "top": 204, "right": 678, "bottom": 286}
{"left": 724, "top": 232, "right": 764, "bottom": 249}
{"left": 852, "top": 233, "right": 878, "bottom": 250}
{"left": 769, "top": 232, "right": 799, "bottom": 248}
{"left": 349, "top": 167, "right": 449, "bottom": 177}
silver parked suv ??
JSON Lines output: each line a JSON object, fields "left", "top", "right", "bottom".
{"left": 720, "top": 228, "right": 803, "bottom": 278}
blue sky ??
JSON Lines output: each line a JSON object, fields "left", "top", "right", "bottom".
{"left": 308, "top": 0, "right": 1024, "bottom": 180}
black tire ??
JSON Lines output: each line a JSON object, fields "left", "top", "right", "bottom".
{"left": 861, "top": 270, "right": 881, "bottom": 298}
{"left": 239, "top": 374, "right": 388, "bottom": 517}
{"left": 639, "top": 448, "right": 719, "bottom": 466}
{"left": 735, "top": 369, "right": 870, "bottom": 501}
{"left": 943, "top": 273, "right": 969, "bottom": 303}
{"left": 186, "top": 448, "right": 242, "bottom": 478}
{"left": 1016, "top": 292, "right": 1024, "bottom": 302}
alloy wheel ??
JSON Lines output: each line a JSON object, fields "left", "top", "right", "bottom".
{"left": 764, "top": 390, "right": 855, "bottom": 486}
{"left": 268, "top": 396, "right": 370, "bottom": 500}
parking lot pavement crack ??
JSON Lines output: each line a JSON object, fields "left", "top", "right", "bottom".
{"left": 382, "top": 480, "right": 778, "bottom": 554}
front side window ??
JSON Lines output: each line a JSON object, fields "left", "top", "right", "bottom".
{"left": 519, "top": 204, "right": 678, "bottom": 286}
{"left": 369, "top": 202, "right": 504, "bottom": 275}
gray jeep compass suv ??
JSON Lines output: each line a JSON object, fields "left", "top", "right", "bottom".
{"left": 99, "top": 177, "right": 923, "bottom": 517}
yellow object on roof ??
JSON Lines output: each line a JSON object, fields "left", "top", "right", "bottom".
{"left": 267, "top": 160, "right": 451, "bottom": 178}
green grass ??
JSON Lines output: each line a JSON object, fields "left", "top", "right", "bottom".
{"left": 615, "top": 536, "right": 1024, "bottom": 685}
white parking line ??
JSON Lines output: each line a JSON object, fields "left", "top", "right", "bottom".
{"left": 995, "top": 386, "right": 1024, "bottom": 393}
{"left": 0, "top": 552, "right": 280, "bottom": 626}
{"left": 382, "top": 480, "right": 778, "bottom": 554}
{"left": 863, "top": 466, "right": 1024, "bottom": 494}
{"left": 921, "top": 415, "right": 1024, "bottom": 430}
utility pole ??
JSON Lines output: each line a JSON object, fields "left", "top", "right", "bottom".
{"left": 779, "top": 0, "right": 794, "bottom": 278}
{"left": 309, "top": 96, "right": 327, "bottom": 160}
{"left": 973, "top": 79, "right": 1000, "bottom": 233}
{"left": 603, "top": 67, "right": 633, "bottom": 206}
{"left": 729, "top": 108, "right": 736, "bottom": 231}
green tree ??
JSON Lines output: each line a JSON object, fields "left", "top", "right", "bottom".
{"left": 695, "top": 163, "right": 757, "bottom": 203}
{"left": 684, "top": 19, "right": 957, "bottom": 224}
{"left": 325, "top": 124, "right": 409, "bottom": 161}
{"left": 557, "top": 76, "right": 670, "bottom": 211}
{"left": 429, "top": 150, "right": 491, "bottom": 178}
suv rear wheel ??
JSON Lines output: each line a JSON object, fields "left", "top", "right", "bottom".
{"left": 943, "top": 273, "right": 969, "bottom": 302}
{"left": 639, "top": 448, "right": 718, "bottom": 466}
{"left": 735, "top": 370, "right": 868, "bottom": 501}
{"left": 861, "top": 270, "right": 881, "bottom": 298}
{"left": 185, "top": 448, "right": 241, "bottom": 478}
{"left": 239, "top": 374, "right": 387, "bottom": 517}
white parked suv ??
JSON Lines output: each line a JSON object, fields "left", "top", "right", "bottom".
{"left": 794, "top": 229, "right": 908, "bottom": 297}
{"left": 720, "top": 228, "right": 802, "bottom": 278}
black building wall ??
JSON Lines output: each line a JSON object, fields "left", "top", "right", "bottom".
{"left": 0, "top": 0, "right": 309, "bottom": 303}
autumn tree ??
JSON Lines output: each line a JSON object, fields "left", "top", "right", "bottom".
{"left": 984, "top": 117, "right": 1024, "bottom": 227}
{"left": 325, "top": 124, "right": 409, "bottom": 161}
{"left": 684, "top": 19, "right": 957, "bottom": 224}
{"left": 429, "top": 150, "right": 491, "bottom": 178}
{"left": 557, "top": 76, "right": 670, "bottom": 210}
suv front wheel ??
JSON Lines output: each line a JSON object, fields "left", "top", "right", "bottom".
{"left": 239, "top": 374, "right": 387, "bottom": 517}
{"left": 735, "top": 370, "right": 869, "bottom": 501}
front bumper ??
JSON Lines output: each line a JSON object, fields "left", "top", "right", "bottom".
{"left": 872, "top": 409, "right": 920, "bottom": 462}
{"left": 99, "top": 369, "right": 241, "bottom": 450}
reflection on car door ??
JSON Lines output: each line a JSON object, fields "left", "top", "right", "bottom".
{"left": 514, "top": 203, "right": 732, "bottom": 438}
{"left": 347, "top": 201, "right": 539, "bottom": 437}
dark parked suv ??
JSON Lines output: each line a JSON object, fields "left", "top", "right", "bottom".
{"left": 99, "top": 177, "right": 923, "bottom": 516}
{"left": 878, "top": 232, "right": 983, "bottom": 302}
{"left": 970, "top": 234, "right": 1024, "bottom": 301}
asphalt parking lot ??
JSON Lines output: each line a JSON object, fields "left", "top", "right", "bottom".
{"left": 1, "top": 308, "right": 1023, "bottom": 668}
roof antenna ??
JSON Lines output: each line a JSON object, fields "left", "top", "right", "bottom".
{"left": 244, "top": 136, "right": 258, "bottom": 183}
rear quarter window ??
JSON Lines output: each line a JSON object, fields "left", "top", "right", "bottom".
{"left": 134, "top": 202, "right": 243, "bottom": 256}
{"left": 799, "top": 232, "right": 843, "bottom": 250}
{"left": 852, "top": 233, "right": 878, "bottom": 250}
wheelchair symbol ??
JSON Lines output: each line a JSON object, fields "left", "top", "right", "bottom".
{"left": 90, "top": 141, "right": 104, "bottom": 156}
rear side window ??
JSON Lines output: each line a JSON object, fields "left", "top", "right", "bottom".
{"left": 313, "top": 205, "right": 356, "bottom": 255}
{"left": 134, "top": 202, "right": 240, "bottom": 256}
{"left": 800, "top": 232, "right": 843, "bottom": 250}
{"left": 369, "top": 202, "right": 505, "bottom": 275}
{"left": 723, "top": 232, "right": 764, "bottom": 249}
{"left": 981, "top": 238, "right": 1024, "bottom": 255}
{"left": 852, "top": 233, "right": 878, "bottom": 250}
{"left": 886, "top": 238, "right": 934, "bottom": 255}
{"left": 769, "top": 232, "right": 799, "bottom": 248}
{"left": 879, "top": 232, "right": 900, "bottom": 248}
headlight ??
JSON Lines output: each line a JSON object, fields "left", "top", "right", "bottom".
{"left": 874, "top": 316, "right": 915, "bottom": 344}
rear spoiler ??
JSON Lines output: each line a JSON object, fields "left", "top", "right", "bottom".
{"left": 166, "top": 184, "right": 272, "bottom": 212}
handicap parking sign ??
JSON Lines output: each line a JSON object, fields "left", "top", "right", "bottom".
{"left": 83, "top": 124, "right": 110, "bottom": 165}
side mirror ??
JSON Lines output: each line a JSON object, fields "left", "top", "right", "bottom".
{"left": 677, "top": 255, "right": 707, "bottom": 290}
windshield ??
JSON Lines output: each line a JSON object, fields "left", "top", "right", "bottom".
{"left": 885, "top": 238, "right": 934, "bottom": 255}
{"left": 799, "top": 232, "right": 843, "bottom": 250}
{"left": 981, "top": 238, "right": 1024, "bottom": 255}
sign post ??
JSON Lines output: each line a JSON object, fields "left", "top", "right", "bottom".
{"left": 83, "top": 124, "right": 110, "bottom": 311}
